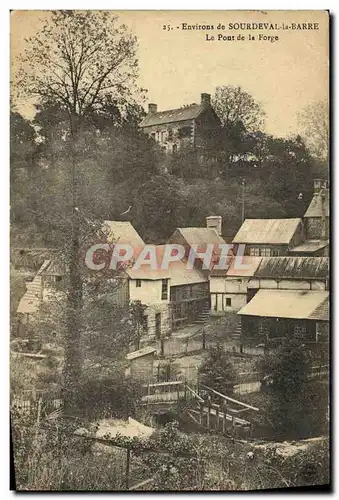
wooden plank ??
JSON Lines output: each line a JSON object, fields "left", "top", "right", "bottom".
{"left": 185, "top": 384, "right": 204, "bottom": 403}
{"left": 129, "top": 477, "right": 155, "bottom": 491}
{"left": 143, "top": 380, "right": 182, "bottom": 389}
{"left": 200, "top": 384, "right": 259, "bottom": 412}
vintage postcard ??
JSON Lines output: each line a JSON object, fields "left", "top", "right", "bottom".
{"left": 10, "top": 10, "right": 330, "bottom": 491}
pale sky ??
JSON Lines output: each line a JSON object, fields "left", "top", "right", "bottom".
{"left": 11, "top": 10, "right": 329, "bottom": 137}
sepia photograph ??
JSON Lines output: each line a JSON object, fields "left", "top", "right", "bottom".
{"left": 10, "top": 9, "right": 330, "bottom": 491}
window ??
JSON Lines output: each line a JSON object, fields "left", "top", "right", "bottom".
{"left": 272, "top": 249, "right": 280, "bottom": 256}
{"left": 136, "top": 279, "right": 141, "bottom": 288}
{"left": 160, "top": 130, "right": 166, "bottom": 143}
{"left": 161, "top": 279, "right": 168, "bottom": 300}
{"left": 189, "top": 285, "right": 193, "bottom": 298}
{"left": 142, "top": 315, "right": 148, "bottom": 334}
{"left": 178, "top": 126, "right": 191, "bottom": 138}
{"left": 55, "top": 275, "right": 63, "bottom": 290}
{"left": 226, "top": 297, "right": 232, "bottom": 307}
{"left": 294, "top": 323, "right": 307, "bottom": 339}
{"left": 258, "top": 319, "right": 270, "bottom": 336}
{"left": 260, "top": 248, "right": 271, "bottom": 257}
{"left": 249, "top": 248, "right": 260, "bottom": 256}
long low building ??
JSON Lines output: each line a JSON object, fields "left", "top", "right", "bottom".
{"left": 210, "top": 256, "right": 329, "bottom": 314}
{"left": 237, "top": 289, "right": 329, "bottom": 343}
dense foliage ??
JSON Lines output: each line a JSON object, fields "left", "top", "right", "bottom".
{"left": 256, "top": 340, "right": 329, "bottom": 439}
{"left": 198, "top": 345, "right": 236, "bottom": 395}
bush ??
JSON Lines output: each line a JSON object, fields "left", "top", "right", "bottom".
{"left": 198, "top": 345, "right": 236, "bottom": 395}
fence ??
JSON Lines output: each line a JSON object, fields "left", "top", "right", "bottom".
{"left": 11, "top": 388, "right": 63, "bottom": 415}
{"left": 156, "top": 333, "right": 211, "bottom": 357}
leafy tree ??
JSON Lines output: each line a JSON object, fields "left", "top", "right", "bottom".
{"left": 10, "top": 112, "right": 39, "bottom": 223}
{"left": 134, "top": 174, "right": 186, "bottom": 243}
{"left": 198, "top": 345, "right": 236, "bottom": 395}
{"left": 256, "top": 340, "right": 327, "bottom": 439}
{"left": 298, "top": 98, "right": 329, "bottom": 162}
{"left": 15, "top": 10, "right": 144, "bottom": 410}
{"left": 212, "top": 85, "right": 265, "bottom": 132}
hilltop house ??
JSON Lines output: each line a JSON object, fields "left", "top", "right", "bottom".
{"left": 140, "top": 93, "right": 221, "bottom": 153}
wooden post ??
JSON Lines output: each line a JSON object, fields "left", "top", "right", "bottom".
{"left": 157, "top": 364, "right": 160, "bottom": 383}
{"left": 232, "top": 415, "right": 235, "bottom": 438}
{"left": 125, "top": 446, "right": 131, "bottom": 490}
{"left": 222, "top": 402, "right": 226, "bottom": 434}
{"left": 215, "top": 405, "right": 220, "bottom": 430}
{"left": 184, "top": 379, "right": 187, "bottom": 401}
{"left": 200, "top": 403, "right": 204, "bottom": 425}
{"left": 160, "top": 339, "right": 164, "bottom": 357}
{"left": 207, "top": 396, "right": 211, "bottom": 430}
{"left": 202, "top": 330, "right": 206, "bottom": 350}
{"left": 177, "top": 383, "right": 180, "bottom": 402}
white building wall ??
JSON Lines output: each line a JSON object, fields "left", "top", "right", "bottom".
{"left": 129, "top": 279, "right": 170, "bottom": 305}
{"left": 210, "top": 275, "right": 327, "bottom": 314}
{"left": 129, "top": 279, "right": 171, "bottom": 338}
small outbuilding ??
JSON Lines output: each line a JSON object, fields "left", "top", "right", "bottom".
{"left": 126, "top": 346, "right": 157, "bottom": 381}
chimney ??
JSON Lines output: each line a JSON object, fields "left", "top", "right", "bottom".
{"left": 321, "top": 190, "right": 328, "bottom": 239}
{"left": 148, "top": 103, "right": 157, "bottom": 115}
{"left": 201, "top": 93, "right": 211, "bottom": 107}
{"left": 206, "top": 215, "right": 222, "bottom": 236}
{"left": 313, "top": 179, "right": 328, "bottom": 195}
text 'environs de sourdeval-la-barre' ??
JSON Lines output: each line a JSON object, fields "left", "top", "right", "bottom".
{"left": 180, "top": 22, "right": 320, "bottom": 31}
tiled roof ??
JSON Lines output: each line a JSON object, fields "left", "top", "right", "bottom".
{"left": 309, "top": 297, "right": 329, "bottom": 321}
{"left": 232, "top": 218, "right": 302, "bottom": 245}
{"left": 17, "top": 260, "right": 50, "bottom": 315}
{"left": 289, "top": 240, "right": 329, "bottom": 253}
{"left": 304, "top": 189, "right": 330, "bottom": 218}
{"left": 254, "top": 257, "right": 329, "bottom": 279}
{"left": 126, "top": 346, "right": 156, "bottom": 360}
{"left": 176, "top": 227, "right": 226, "bottom": 246}
{"left": 103, "top": 221, "right": 145, "bottom": 248}
{"left": 210, "top": 256, "right": 262, "bottom": 277}
{"left": 140, "top": 104, "right": 205, "bottom": 127}
{"left": 237, "top": 289, "right": 329, "bottom": 320}
{"left": 127, "top": 245, "right": 207, "bottom": 285}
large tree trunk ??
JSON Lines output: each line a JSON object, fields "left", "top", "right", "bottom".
{"left": 63, "top": 113, "right": 83, "bottom": 413}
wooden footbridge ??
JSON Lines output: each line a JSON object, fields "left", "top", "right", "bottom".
{"left": 141, "top": 380, "right": 259, "bottom": 435}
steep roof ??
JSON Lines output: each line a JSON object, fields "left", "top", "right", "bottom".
{"left": 103, "top": 221, "right": 145, "bottom": 248}
{"left": 232, "top": 218, "right": 302, "bottom": 245}
{"left": 126, "top": 245, "right": 207, "bottom": 285}
{"left": 237, "top": 289, "right": 329, "bottom": 320}
{"left": 17, "top": 260, "right": 50, "bottom": 315}
{"left": 308, "top": 297, "right": 329, "bottom": 321}
{"left": 304, "top": 189, "right": 330, "bottom": 218}
{"left": 254, "top": 256, "right": 329, "bottom": 280}
{"left": 176, "top": 227, "right": 226, "bottom": 246}
{"left": 140, "top": 104, "right": 205, "bottom": 127}
{"left": 210, "top": 256, "right": 262, "bottom": 277}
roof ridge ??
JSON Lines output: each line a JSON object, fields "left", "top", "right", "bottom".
{"left": 150, "top": 103, "right": 201, "bottom": 115}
